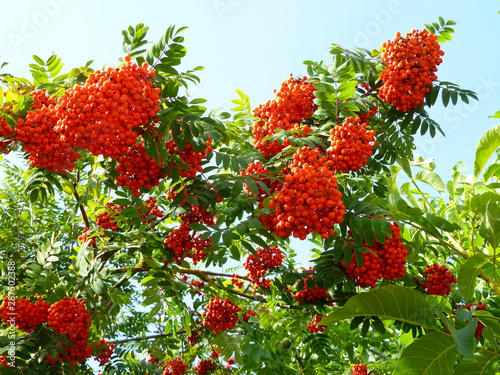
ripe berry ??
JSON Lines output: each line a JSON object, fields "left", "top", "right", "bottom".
{"left": 463, "top": 302, "right": 488, "bottom": 339}
{"left": 0, "top": 296, "right": 50, "bottom": 333}
{"left": 194, "top": 359, "right": 217, "bottom": 375}
{"left": 352, "top": 363, "right": 368, "bottom": 375}
{"left": 422, "top": 263, "right": 456, "bottom": 296}
{"left": 243, "top": 245, "right": 283, "bottom": 291}
{"left": 329, "top": 116, "right": 376, "bottom": 172}
{"left": 93, "top": 338, "right": 115, "bottom": 365}
{"left": 55, "top": 61, "right": 160, "bottom": 159}
{"left": 379, "top": 29, "right": 444, "bottom": 112}
{"left": 307, "top": 314, "right": 327, "bottom": 333}
{"left": 342, "top": 221, "right": 408, "bottom": 288}
{"left": 163, "top": 356, "right": 187, "bottom": 375}
{"left": 202, "top": 296, "right": 241, "bottom": 334}
{"left": 47, "top": 296, "right": 91, "bottom": 342}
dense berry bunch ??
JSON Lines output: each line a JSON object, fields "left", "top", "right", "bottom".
{"left": 261, "top": 146, "right": 345, "bottom": 240}
{"left": 55, "top": 59, "right": 160, "bottom": 159}
{"left": 194, "top": 359, "right": 217, "bottom": 375}
{"left": 307, "top": 314, "right": 326, "bottom": 333}
{"left": 352, "top": 364, "right": 368, "bottom": 375}
{"left": 379, "top": 29, "right": 444, "bottom": 112}
{"left": 30, "top": 90, "right": 55, "bottom": 110}
{"left": 165, "top": 135, "right": 212, "bottom": 178}
{"left": 115, "top": 141, "right": 165, "bottom": 197}
{"left": 45, "top": 339, "right": 93, "bottom": 366}
{"left": 0, "top": 296, "right": 50, "bottom": 333}
{"left": 254, "top": 75, "right": 316, "bottom": 123}
{"left": 93, "top": 338, "right": 115, "bottom": 365}
{"left": 0, "top": 115, "right": 15, "bottom": 153}
{"left": 139, "top": 197, "right": 164, "bottom": 223}
{"left": 16, "top": 105, "right": 80, "bottom": 173}
{"left": 0, "top": 355, "right": 14, "bottom": 368}
{"left": 242, "top": 309, "right": 257, "bottom": 323}
{"left": 242, "top": 162, "right": 281, "bottom": 201}
{"left": 243, "top": 245, "right": 283, "bottom": 290}
{"left": 329, "top": 116, "right": 377, "bottom": 172}
{"left": 78, "top": 227, "right": 96, "bottom": 246}
{"left": 343, "top": 222, "right": 408, "bottom": 288}
{"left": 357, "top": 106, "right": 378, "bottom": 124}
{"left": 423, "top": 263, "right": 456, "bottom": 296}
{"left": 164, "top": 205, "right": 215, "bottom": 265}
{"left": 230, "top": 274, "right": 244, "bottom": 289}
{"left": 202, "top": 297, "right": 241, "bottom": 334}
{"left": 163, "top": 356, "right": 187, "bottom": 375}
{"left": 293, "top": 273, "right": 329, "bottom": 304}
{"left": 463, "top": 302, "right": 488, "bottom": 339}
{"left": 96, "top": 202, "right": 125, "bottom": 231}
{"left": 252, "top": 75, "right": 316, "bottom": 157}
{"left": 47, "top": 297, "right": 91, "bottom": 341}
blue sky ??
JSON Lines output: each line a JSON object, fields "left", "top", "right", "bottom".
{"left": 1, "top": 0, "right": 500, "bottom": 178}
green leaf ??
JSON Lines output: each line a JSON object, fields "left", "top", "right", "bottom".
{"left": 414, "top": 171, "right": 445, "bottom": 193}
{"left": 394, "top": 332, "right": 457, "bottom": 375}
{"left": 458, "top": 254, "right": 490, "bottom": 301}
{"left": 322, "top": 285, "right": 437, "bottom": 329}
{"left": 120, "top": 206, "right": 141, "bottom": 218}
{"left": 473, "top": 124, "right": 500, "bottom": 177}
{"left": 449, "top": 319, "right": 477, "bottom": 359}
{"left": 453, "top": 350, "right": 499, "bottom": 375}
{"left": 479, "top": 202, "right": 500, "bottom": 249}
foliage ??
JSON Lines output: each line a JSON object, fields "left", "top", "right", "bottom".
{"left": 0, "top": 17, "right": 499, "bottom": 375}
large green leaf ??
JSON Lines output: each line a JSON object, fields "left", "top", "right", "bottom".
{"left": 479, "top": 202, "right": 500, "bottom": 249}
{"left": 473, "top": 124, "right": 500, "bottom": 177}
{"left": 458, "top": 254, "right": 491, "bottom": 301}
{"left": 414, "top": 171, "right": 445, "bottom": 193}
{"left": 394, "top": 332, "right": 457, "bottom": 375}
{"left": 322, "top": 285, "right": 437, "bottom": 329}
{"left": 453, "top": 350, "right": 499, "bottom": 375}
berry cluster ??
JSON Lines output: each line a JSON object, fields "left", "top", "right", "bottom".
{"left": 379, "top": 29, "right": 444, "bottom": 112}
{"left": 93, "top": 338, "right": 116, "bottom": 365}
{"left": 0, "top": 115, "right": 14, "bottom": 153}
{"left": 163, "top": 356, "right": 187, "bottom": 375}
{"left": 243, "top": 245, "right": 283, "bottom": 290}
{"left": 165, "top": 133, "right": 212, "bottom": 178}
{"left": 242, "top": 309, "right": 257, "bottom": 323}
{"left": 261, "top": 146, "right": 345, "bottom": 240}
{"left": 202, "top": 296, "right": 241, "bottom": 334}
{"left": 16, "top": 104, "right": 80, "bottom": 174}
{"left": 230, "top": 274, "right": 244, "bottom": 289}
{"left": 46, "top": 297, "right": 93, "bottom": 366}
{"left": 139, "top": 197, "right": 164, "bottom": 223}
{"left": 0, "top": 296, "right": 50, "bottom": 333}
{"left": 96, "top": 202, "right": 125, "bottom": 231}
{"left": 45, "top": 339, "right": 93, "bottom": 366}
{"left": 352, "top": 364, "right": 368, "bottom": 375}
{"left": 163, "top": 205, "right": 215, "bottom": 265}
{"left": 30, "top": 89, "right": 56, "bottom": 110}
{"left": 78, "top": 227, "right": 96, "bottom": 246}
{"left": 293, "top": 272, "right": 329, "bottom": 305}
{"left": 307, "top": 314, "right": 327, "bottom": 333}
{"left": 252, "top": 75, "right": 316, "bottom": 157}
{"left": 0, "top": 355, "right": 14, "bottom": 368}
{"left": 47, "top": 296, "right": 91, "bottom": 341}
{"left": 343, "top": 222, "right": 408, "bottom": 288}
{"left": 115, "top": 141, "right": 165, "bottom": 197}
{"left": 422, "top": 263, "right": 456, "bottom": 296}
{"left": 463, "top": 302, "right": 487, "bottom": 339}
{"left": 194, "top": 359, "right": 217, "bottom": 375}
{"left": 55, "top": 58, "right": 160, "bottom": 159}
{"left": 329, "top": 116, "right": 376, "bottom": 172}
